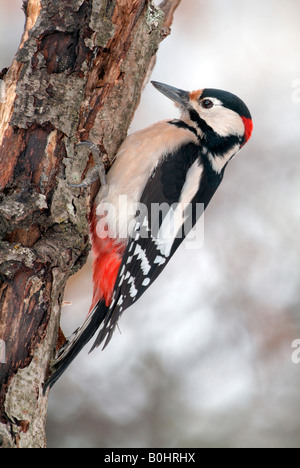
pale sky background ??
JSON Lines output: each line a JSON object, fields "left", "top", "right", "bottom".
{"left": 1, "top": 0, "right": 300, "bottom": 448}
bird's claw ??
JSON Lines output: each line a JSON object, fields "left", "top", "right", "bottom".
{"left": 69, "top": 140, "right": 107, "bottom": 188}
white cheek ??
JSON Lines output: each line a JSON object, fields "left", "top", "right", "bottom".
{"left": 196, "top": 105, "right": 244, "bottom": 138}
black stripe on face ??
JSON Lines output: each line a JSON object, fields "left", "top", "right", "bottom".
{"left": 168, "top": 119, "right": 199, "bottom": 139}
{"left": 188, "top": 108, "right": 213, "bottom": 134}
{"left": 188, "top": 108, "right": 241, "bottom": 156}
{"left": 203, "top": 133, "right": 241, "bottom": 157}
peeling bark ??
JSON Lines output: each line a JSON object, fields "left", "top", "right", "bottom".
{"left": 0, "top": 0, "right": 181, "bottom": 448}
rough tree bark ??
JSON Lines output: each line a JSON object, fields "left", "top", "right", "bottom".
{"left": 0, "top": 0, "right": 181, "bottom": 448}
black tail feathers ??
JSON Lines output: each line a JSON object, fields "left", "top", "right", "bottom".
{"left": 43, "top": 300, "right": 108, "bottom": 393}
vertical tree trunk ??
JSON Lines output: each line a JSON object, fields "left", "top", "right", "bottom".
{"left": 0, "top": 0, "right": 181, "bottom": 448}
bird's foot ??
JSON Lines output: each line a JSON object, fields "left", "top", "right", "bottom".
{"left": 69, "top": 141, "right": 107, "bottom": 188}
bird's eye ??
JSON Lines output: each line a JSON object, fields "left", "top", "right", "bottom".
{"left": 200, "top": 99, "right": 214, "bottom": 109}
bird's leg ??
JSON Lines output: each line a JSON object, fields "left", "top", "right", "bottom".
{"left": 69, "top": 141, "right": 107, "bottom": 188}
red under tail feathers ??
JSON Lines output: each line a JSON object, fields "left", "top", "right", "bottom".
{"left": 89, "top": 207, "right": 126, "bottom": 311}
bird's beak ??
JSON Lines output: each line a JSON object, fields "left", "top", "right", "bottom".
{"left": 151, "top": 81, "right": 190, "bottom": 107}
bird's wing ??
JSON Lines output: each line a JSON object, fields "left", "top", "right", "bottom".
{"left": 90, "top": 142, "right": 223, "bottom": 350}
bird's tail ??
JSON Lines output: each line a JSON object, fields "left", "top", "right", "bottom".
{"left": 43, "top": 299, "right": 108, "bottom": 393}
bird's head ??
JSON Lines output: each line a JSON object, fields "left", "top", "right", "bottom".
{"left": 152, "top": 81, "right": 253, "bottom": 173}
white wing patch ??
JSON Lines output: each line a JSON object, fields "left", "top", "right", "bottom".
{"left": 154, "top": 160, "right": 203, "bottom": 257}
{"left": 179, "top": 159, "right": 204, "bottom": 205}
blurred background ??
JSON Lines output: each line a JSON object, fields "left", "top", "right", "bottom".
{"left": 1, "top": 0, "right": 300, "bottom": 448}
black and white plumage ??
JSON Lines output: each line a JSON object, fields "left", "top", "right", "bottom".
{"left": 44, "top": 81, "right": 252, "bottom": 390}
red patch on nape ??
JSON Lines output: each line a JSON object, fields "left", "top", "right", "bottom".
{"left": 89, "top": 206, "right": 126, "bottom": 311}
{"left": 189, "top": 89, "right": 203, "bottom": 101}
{"left": 241, "top": 116, "right": 253, "bottom": 144}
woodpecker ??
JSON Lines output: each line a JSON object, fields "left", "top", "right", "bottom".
{"left": 44, "top": 81, "right": 252, "bottom": 390}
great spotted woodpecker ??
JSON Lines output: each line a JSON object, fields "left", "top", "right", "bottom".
{"left": 45, "top": 81, "right": 253, "bottom": 390}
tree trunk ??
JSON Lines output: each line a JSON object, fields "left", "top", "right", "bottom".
{"left": 0, "top": 0, "right": 181, "bottom": 448}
